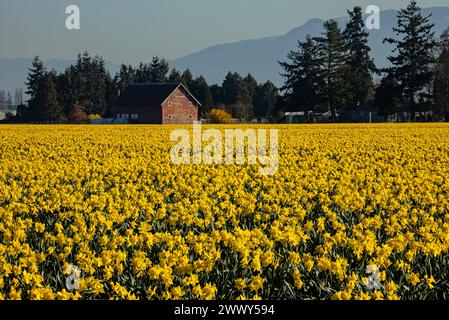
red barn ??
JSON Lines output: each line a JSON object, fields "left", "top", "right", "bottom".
{"left": 113, "top": 83, "right": 200, "bottom": 124}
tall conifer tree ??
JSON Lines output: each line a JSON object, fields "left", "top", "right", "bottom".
{"left": 344, "top": 6, "right": 376, "bottom": 111}
{"left": 280, "top": 35, "right": 325, "bottom": 114}
{"left": 315, "top": 20, "right": 349, "bottom": 119}
{"left": 384, "top": 1, "right": 437, "bottom": 118}
{"left": 434, "top": 28, "right": 449, "bottom": 121}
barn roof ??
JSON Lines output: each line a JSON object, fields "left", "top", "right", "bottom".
{"left": 114, "top": 83, "right": 201, "bottom": 107}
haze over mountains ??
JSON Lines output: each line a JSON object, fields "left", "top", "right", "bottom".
{"left": 172, "top": 7, "right": 449, "bottom": 85}
{"left": 1, "top": 7, "right": 448, "bottom": 96}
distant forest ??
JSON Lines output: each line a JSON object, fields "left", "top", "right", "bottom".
{"left": 4, "top": 1, "right": 449, "bottom": 124}
{"left": 5, "top": 53, "right": 278, "bottom": 124}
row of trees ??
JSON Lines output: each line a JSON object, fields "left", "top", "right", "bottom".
{"left": 211, "top": 72, "right": 279, "bottom": 121}
{"left": 91, "top": 60, "right": 279, "bottom": 121}
{"left": 20, "top": 52, "right": 117, "bottom": 122}
{"left": 434, "top": 30, "right": 449, "bottom": 121}
{"left": 115, "top": 62, "right": 210, "bottom": 116}
{"left": 376, "top": 1, "right": 447, "bottom": 121}
{"left": 0, "top": 88, "right": 23, "bottom": 111}
{"left": 15, "top": 1, "right": 448, "bottom": 123}
{"left": 280, "top": 6, "right": 376, "bottom": 120}
{"left": 18, "top": 53, "right": 279, "bottom": 123}
{"left": 280, "top": 1, "right": 449, "bottom": 122}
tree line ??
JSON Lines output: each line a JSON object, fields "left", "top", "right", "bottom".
{"left": 13, "top": 53, "right": 278, "bottom": 123}
{"left": 9, "top": 1, "right": 449, "bottom": 124}
{"left": 280, "top": 1, "right": 449, "bottom": 122}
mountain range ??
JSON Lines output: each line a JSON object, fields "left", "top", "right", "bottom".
{"left": 171, "top": 7, "right": 449, "bottom": 85}
{"left": 1, "top": 7, "right": 448, "bottom": 96}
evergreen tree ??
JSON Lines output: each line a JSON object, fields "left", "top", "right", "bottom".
{"left": 168, "top": 69, "right": 183, "bottom": 83}
{"left": 149, "top": 57, "right": 169, "bottom": 83}
{"left": 434, "top": 28, "right": 449, "bottom": 121}
{"left": 344, "top": 6, "right": 376, "bottom": 111}
{"left": 41, "top": 71, "right": 63, "bottom": 121}
{"left": 280, "top": 35, "right": 325, "bottom": 114}
{"left": 70, "top": 52, "right": 110, "bottom": 115}
{"left": 315, "top": 20, "right": 349, "bottom": 119}
{"left": 209, "top": 84, "right": 224, "bottom": 106}
{"left": 28, "top": 71, "right": 62, "bottom": 122}
{"left": 104, "top": 75, "right": 119, "bottom": 117}
{"left": 58, "top": 66, "right": 77, "bottom": 117}
{"left": 89, "top": 56, "right": 108, "bottom": 115}
{"left": 73, "top": 51, "right": 93, "bottom": 103}
{"left": 254, "top": 81, "right": 279, "bottom": 121}
{"left": 24, "top": 56, "right": 48, "bottom": 120}
{"left": 384, "top": 0, "right": 437, "bottom": 119}
{"left": 116, "top": 64, "right": 136, "bottom": 91}
{"left": 190, "top": 76, "right": 214, "bottom": 115}
{"left": 72, "top": 52, "right": 89, "bottom": 109}
{"left": 244, "top": 74, "right": 258, "bottom": 105}
{"left": 135, "top": 62, "right": 150, "bottom": 83}
{"left": 181, "top": 69, "right": 194, "bottom": 89}
{"left": 221, "top": 72, "right": 253, "bottom": 120}
{"left": 25, "top": 56, "right": 45, "bottom": 99}
{"left": 222, "top": 72, "right": 251, "bottom": 106}
{"left": 375, "top": 74, "right": 403, "bottom": 119}
{"left": 72, "top": 54, "right": 85, "bottom": 103}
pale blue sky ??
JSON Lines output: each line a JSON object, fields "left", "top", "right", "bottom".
{"left": 1, "top": 0, "right": 448, "bottom": 64}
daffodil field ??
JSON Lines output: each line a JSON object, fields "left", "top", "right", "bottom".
{"left": 1, "top": 124, "right": 449, "bottom": 300}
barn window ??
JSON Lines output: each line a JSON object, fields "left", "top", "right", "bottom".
{"left": 189, "top": 114, "right": 193, "bottom": 119}
{"left": 168, "top": 101, "right": 173, "bottom": 107}
{"left": 168, "top": 115, "right": 172, "bottom": 119}
{"left": 131, "top": 114, "right": 139, "bottom": 120}
{"left": 188, "top": 102, "right": 193, "bottom": 106}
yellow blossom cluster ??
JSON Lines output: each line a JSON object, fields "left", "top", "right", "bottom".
{"left": 0, "top": 123, "right": 448, "bottom": 300}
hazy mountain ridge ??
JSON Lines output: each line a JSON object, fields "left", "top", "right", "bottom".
{"left": 171, "top": 7, "right": 449, "bottom": 85}
{"left": 1, "top": 7, "right": 448, "bottom": 95}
